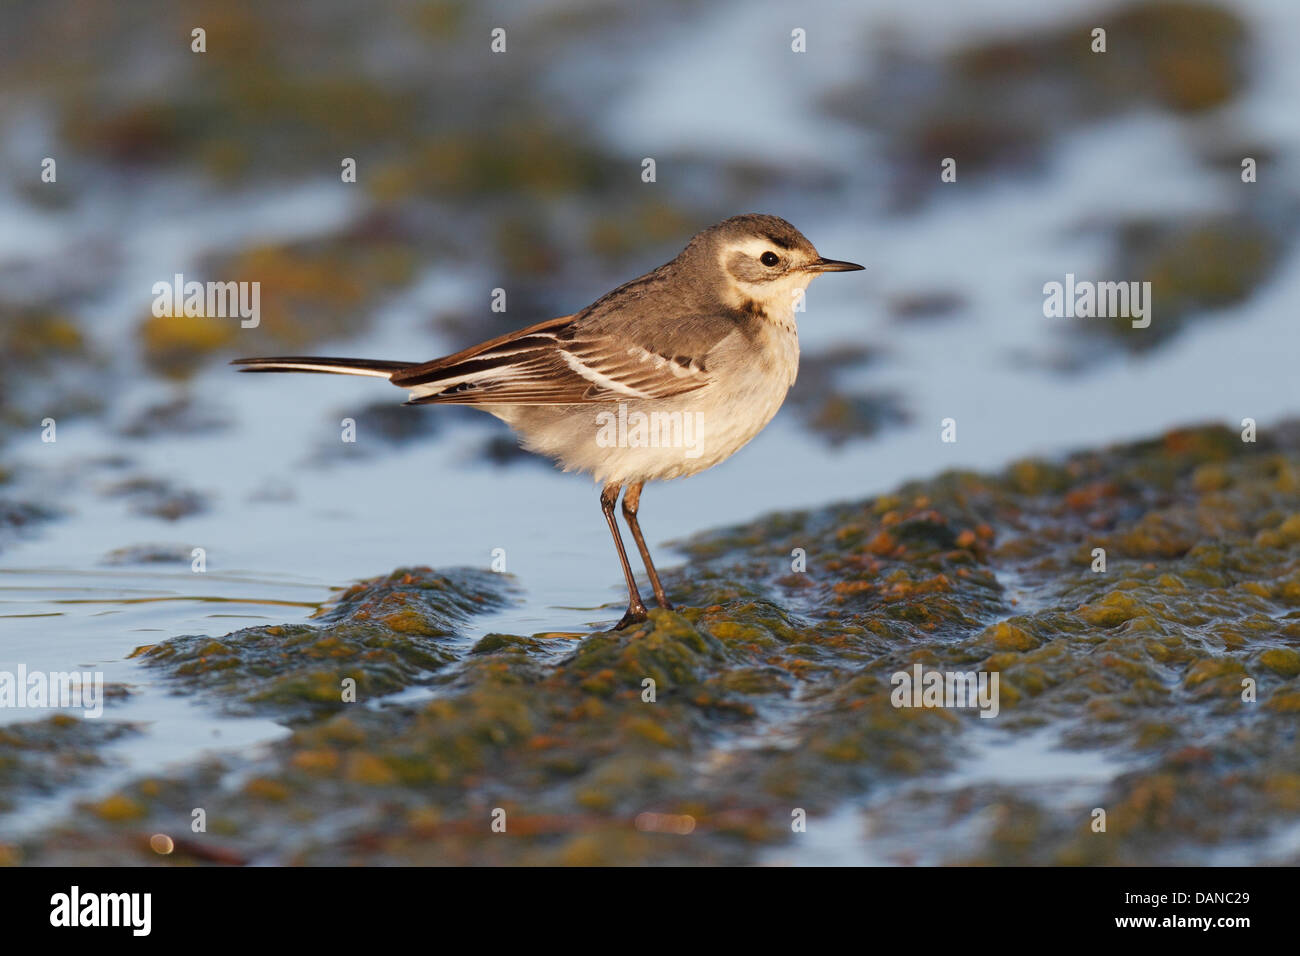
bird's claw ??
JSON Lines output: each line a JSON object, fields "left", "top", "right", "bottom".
{"left": 614, "top": 606, "right": 650, "bottom": 631}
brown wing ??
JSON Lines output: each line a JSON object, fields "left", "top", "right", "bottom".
{"left": 391, "top": 315, "right": 711, "bottom": 406}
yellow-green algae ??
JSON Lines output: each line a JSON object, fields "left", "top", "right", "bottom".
{"left": 0, "top": 715, "right": 139, "bottom": 817}
{"left": 130, "top": 566, "right": 510, "bottom": 721}
{"left": 14, "top": 421, "right": 1300, "bottom": 865}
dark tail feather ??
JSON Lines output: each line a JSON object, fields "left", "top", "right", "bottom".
{"left": 231, "top": 357, "right": 411, "bottom": 379}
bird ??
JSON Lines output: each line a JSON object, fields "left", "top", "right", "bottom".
{"left": 233, "top": 214, "right": 863, "bottom": 630}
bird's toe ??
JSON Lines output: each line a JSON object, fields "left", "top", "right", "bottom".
{"left": 613, "top": 606, "right": 650, "bottom": 631}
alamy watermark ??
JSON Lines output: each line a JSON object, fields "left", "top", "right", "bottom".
{"left": 595, "top": 403, "right": 705, "bottom": 459}
{"left": 1043, "top": 273, "right": 1151, "bottom": 329}
{"left": 0, "top": 665, "right": 104, "bottom": 718}
{"left": 50, "top": 886, "right": 151, "bottom": 936}
{"left": 890, "top": 663, "right": 1000, "bottom": 718}
{"left": 152, "top": 273, "right": 260, "bottom": 328}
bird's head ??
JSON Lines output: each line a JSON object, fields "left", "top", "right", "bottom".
{"left": 684, "top": 214, "right": 863, "bottom": 318}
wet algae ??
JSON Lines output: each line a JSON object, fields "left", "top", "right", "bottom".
{"left": 12, "top": 422, "right": 1300, "bottom": 865}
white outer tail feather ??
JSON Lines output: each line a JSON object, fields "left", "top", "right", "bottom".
{"left": 233, "top": 358, "right": 408, "bottom": 378}
{"left": 246, "top": 361, "right": 393, "bottom": 377}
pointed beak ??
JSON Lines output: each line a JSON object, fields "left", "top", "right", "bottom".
{"left": 807, "top": 257, "right": 865, "bottom": 273}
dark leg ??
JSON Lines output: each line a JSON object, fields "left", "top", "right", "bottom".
{"left": 621, "top": 482, "right": 673, "bottom": 610}
{"left": 601, "top": 482, "right": 648, "bottom": 629}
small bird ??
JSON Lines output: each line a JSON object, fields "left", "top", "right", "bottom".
{"left": 234, "top": 214, "right": 862, "bottom": 629}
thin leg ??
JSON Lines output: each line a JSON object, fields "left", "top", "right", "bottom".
{"left": 600, "top": 482, "right": 648, "bottom": 629}
{"left": 621, "top": 482, "right": 673, "bottom": 610}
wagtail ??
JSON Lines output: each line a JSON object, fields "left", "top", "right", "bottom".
{"left": 234, "top": 214, "right": 863, "bottom": 629}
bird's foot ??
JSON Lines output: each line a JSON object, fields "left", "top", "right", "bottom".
{"left": 653, "top": 595, "right": 674, "bottom": 610}
{"left": 614, "top": 603, "right": 650, "bottom": 631}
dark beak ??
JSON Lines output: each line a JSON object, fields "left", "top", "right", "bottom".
{"left": 808, "top": 257, "right": 865, "bottom": 273}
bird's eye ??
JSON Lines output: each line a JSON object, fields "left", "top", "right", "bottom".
{"left": 760, "top": 251, "right": 780, "bottom": 267}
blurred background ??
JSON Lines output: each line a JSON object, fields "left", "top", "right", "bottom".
{"left": 1, "top": 0, "right": 1298, "bottom": 857}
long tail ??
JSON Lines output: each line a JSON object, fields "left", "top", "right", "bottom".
{"left": 231, "top": 357, "right": 412, "bottom": 379}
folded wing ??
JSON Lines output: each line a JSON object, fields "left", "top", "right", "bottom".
{"left": 392, "top": 315, "right": 714, "bottom": 406}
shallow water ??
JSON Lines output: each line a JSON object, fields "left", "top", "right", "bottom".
{"left": 761, "top": 725, "right": 1129, "bottom": 866}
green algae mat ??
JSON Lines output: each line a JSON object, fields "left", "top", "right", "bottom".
{"left": 7, "top": 421, "right": 1300, "bottom": 865}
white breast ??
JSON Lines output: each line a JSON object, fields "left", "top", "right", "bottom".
{"left": 686, "top": 320, "right": 798, "bottom": 473}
